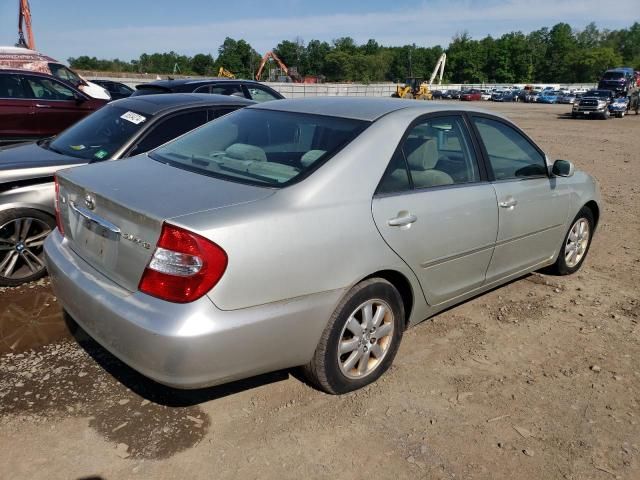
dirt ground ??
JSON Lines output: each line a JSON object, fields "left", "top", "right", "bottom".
{"left": 0, "top": 102, "right": 638, "bottom": 480}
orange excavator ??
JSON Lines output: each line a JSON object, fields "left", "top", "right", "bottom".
{"left": 255, "top": 51, "right": 302, "bottom": 82}
{"left": 17, "top": 0, "right": 35, "bottom": 50}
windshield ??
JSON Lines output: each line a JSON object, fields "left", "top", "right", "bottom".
{"left": 585, "top": 91, "right": 611, "bottom": 98}
{"left": 48, "top": 63, "right": 82, "bottom": 87}
{"left": 48, "top": 105, "right": 150, "bottom": 160}
{"left": 150, "top": 108, "right": 369, "bottom": 187}
{"left": 602, "top": 71, "right": 625, "bottom": 80}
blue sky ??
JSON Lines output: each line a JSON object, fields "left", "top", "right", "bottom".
{"left": 0, "top": 0, "right": 635, "bottom": 62}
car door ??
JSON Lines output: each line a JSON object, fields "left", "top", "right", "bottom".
{"left": 470, "top": 115, "right": 570, "bottom": 282}
{"left": 124, "top": 108, "right": 210, "bottom": 157}
{"left": 23, "top": 75, "right": 91, "bottom": 136}
{"left": 0, "top": 72, "right": 35, "bottom": 141}
{"left": 372, "top": 114, "right": 499, "bottom": 306}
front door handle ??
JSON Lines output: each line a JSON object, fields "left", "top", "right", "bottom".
{"left": 35, "top": 104, "right": 51, "bottom": 108}
{"left": 499, "top": 198, "right": 518, "bottom": 209}
{"left": 388, "top": 213, "right": 417, "bottom": 227}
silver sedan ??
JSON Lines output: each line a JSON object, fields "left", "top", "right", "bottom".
{"left": 44, "top": 98, "right": 600, "bottom": 394}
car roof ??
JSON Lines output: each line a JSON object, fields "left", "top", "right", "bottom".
{"left": 0, "top": 68, "right": 58, "bottom": 78}
{"left": 137, "top": 78, "right": 264, "bottom": 88}
{"left": 251, "top": 97, "right": 503, "bottom": 122}
{"left": 107, "top": 93, "right": 254, "bottom": 116}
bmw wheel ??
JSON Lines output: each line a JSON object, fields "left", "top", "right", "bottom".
{"left": 0, "top": 209, "right": 55, "bottom": 287}
{"left": 304, "top": 278, "right": 404, "bottom": 394}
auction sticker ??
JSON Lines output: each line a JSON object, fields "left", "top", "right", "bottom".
{"left": 120, "top": 111, "right": 147, "bottom": 124}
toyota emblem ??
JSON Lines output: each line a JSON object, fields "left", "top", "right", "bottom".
{"left": 84, "top": 193, "right": 95, "bottom": 210}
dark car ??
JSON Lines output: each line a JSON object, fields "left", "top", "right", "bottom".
{"left": 90, "top": 80, "right": 134, "bottom": 100}
{"left": 0, "top": 93, "right": 253, "bottom": 286}
{"left": 598, "top": 68, "right": 635, "bottom": 95}
{"left": 132, "top": 78, "right": 284, "bottom": 103}
{"left": 0, "top": 69, "right": 108, "bottom": 145}
{"left": 460, "top": 89, "right": 482, "bottom": 101}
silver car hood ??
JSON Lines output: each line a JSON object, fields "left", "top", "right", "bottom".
{"left": 0, "top": 142, "right": 85, "bottom": 185}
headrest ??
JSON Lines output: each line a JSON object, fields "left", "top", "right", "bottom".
{"left": 300, "top": 150, "right": 326, "bottom": 168}
{"left": 225, "top": 143, "right": 267, "bottom": 162}
{"left": 406, "top": 138, "right": 438, "bottom": 171}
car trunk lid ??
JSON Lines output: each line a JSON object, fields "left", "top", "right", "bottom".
{"left": 56, "top": 155, "right": 274, "bottom": 292}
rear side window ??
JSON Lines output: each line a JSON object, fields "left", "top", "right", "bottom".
{"left": 247, "top": 86, "right": 280, "bottom": 103}
{"left": 0, "top": 74, "right": 27, "bottom": 98}
{"left": 150, "top": 109, "right": 369, "bottom": 187}
{"left": 377, "top": 115, "right": 480, "bottom": 193}
{"left": 472, "top": 117, "right": 547, "bottom": 180}
{"left": 25, "top": 76, "right": 75, "bottom": 100}
{"left": 210, "top": 84, "right": 245, "bottom": 97}
{"left": 129, "top": 110, "right": 209, "bottom": 156}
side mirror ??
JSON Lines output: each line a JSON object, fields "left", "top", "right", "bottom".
{"left": 552, "top": 159, "right": 574, "bottom": 177}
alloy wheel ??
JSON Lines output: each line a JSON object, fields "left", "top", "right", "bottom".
{"left": 564, "top": 218, "right": 590, "bottom": 268}
{"left": 0, "top": 217, "right": 51, "bottom": 280}
{"left": 337, "top": 299, "right": 394, "bottom": 379}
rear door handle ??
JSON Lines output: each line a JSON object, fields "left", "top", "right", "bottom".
{"left": 35, "top": 104, "right": 51, "bottom": 108}
{"left": 388, "top": 213, "right": 417, "bottom": 227}
{"left": 499, "top": 198, "right": 518, "bottom": 208}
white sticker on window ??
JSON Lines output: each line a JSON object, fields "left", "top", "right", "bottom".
{"left": 120, "top": 111, "right": 146, "bottom": 124}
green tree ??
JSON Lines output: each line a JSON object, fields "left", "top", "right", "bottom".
{"left": 191, "top": 53, "right": 215, "bottom": 76}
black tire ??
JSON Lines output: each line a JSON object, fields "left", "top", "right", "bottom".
{"left": 303, "top": 278, "right": 405, "bottom": 394}
{"left": 0, "top": 208, "right": 55, "bottom": 287}
{"left": 601, "top": 109, "right": 610, "bottom": 120}
{"left": 546, "top": 207, "right": 595, "bottom": 276}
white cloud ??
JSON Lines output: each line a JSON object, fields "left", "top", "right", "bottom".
{"left": 23, "top": 0, "right": 638, "bottom": 60}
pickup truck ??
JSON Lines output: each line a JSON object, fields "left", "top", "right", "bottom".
{"left": 572, "top": 90, "right": 615, "bottom": 119}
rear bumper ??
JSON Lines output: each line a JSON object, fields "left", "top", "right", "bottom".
{"left": 44, "top": 230, "right": 342, "bottom": 389}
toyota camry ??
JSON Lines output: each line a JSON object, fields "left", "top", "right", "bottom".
{"left": 44, "top": 98, "right": 600, "bottom": 394}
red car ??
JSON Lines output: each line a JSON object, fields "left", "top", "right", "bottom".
{"left": 0, "top": 69, "right": 107, "bottom": 145}
{"left": 460, "top": 89, "right": 482, "bottom": 101}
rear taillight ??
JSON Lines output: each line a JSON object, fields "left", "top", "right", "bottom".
{"left": 54, "top": 175, "right": 64, "bottom": 237}
{"left": 138, "top": 223, "right": 227, "bottom": 303}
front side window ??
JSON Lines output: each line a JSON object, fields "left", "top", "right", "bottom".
{"left": 48, "top": 105, "right": 150, "bottom": 160}
{"left": 25, "top": 76, "right": 75, "bottom": 101}
{"left": 0, "top": 74, "right": 27, "bottom": 98}
{"left": 377, "top": 115, "right": 480, "bottom": 193}
{"left": 247, "top": 86, "right": 280, "bottom": 103}
{"left": 472, "top": 117, "right": 547, "bottom": 180}
{"left": 151, "top": 109, "right": 369, "bottom": 187}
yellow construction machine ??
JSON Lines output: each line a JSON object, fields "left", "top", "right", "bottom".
{"left": 392, "top": 77, "right": 432, "bottom": 100}
{"left": 217, "top": 67, "right": 235, "bottom": 79}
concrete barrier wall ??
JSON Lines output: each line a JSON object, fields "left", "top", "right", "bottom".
{"left": 83, "top": 74, "right": 597, "bottom": 97}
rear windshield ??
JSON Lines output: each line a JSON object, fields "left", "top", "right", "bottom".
{"left": 131, "top": 85, "right": 170, "bottom": 96}
{"left": 602, "top": 71, "right": 625, "bottom": 80}
{"left": 150, "top": 108, "right": 369, "bottom": 187}
{"left": 48, "top": 104, "right": 150, "bottom": 160}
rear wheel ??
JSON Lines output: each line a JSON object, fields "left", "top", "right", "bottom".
{"left": 0, "top": 209, "right": 54, "bottom": 287}
{"left": 304, "top": 278, "right": 404, "bottom": 394}
{"left": 546, "top": 207, "right": 594, "bottom": 276}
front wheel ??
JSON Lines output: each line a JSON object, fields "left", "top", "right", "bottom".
{"left": 0, "top": 209, "right": 55, "bottom": 286}
{"left": 304, "top": 278, "right": 404, "bottom": 394}
{"left": 546, "top": 207, "right": 594, "bottom": 276}
{"left": 601, "top": 109, "right": 610, "bottom": 120}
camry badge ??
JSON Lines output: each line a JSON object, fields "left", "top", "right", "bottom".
{"left": 84, "top": 193, "right": 95, "bottom": 211}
